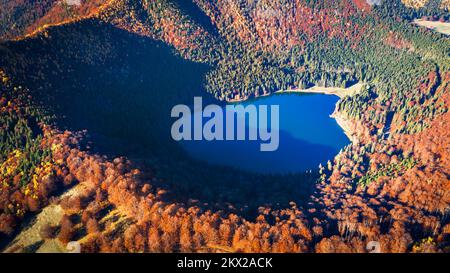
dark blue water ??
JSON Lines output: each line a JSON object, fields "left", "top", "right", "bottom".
{"left": 180, "top": 93, "right": 350, "bottom": 174}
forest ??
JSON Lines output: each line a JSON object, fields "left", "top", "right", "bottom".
{"left": 0, "top": 0, "right": 449, "bottom": 253}
{"left": 97, "top": 0, "right": 450, "bottom": 137}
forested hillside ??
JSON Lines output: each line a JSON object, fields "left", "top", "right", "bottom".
{"left": 94, "top": 0, "right": 450, "bottom": 135}
{"left": 0, "top": 0, "right": 449, "bottom": 253}
{"left": 0, "top": 0, "right": 107, "bottom": 41}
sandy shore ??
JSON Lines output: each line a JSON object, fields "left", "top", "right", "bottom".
{"left": 225, "top": 83, "right": 363, "bottom": 143}
{"left": 331, "top": 111, "right": 357, "bottom": 143}
{"left": 413, "top": 19, "right": 450, "bottom": 35}
{"left": 227, "top": 83, "right": 364, "bottom": 103}
{"left": 275, "top": 83, "right": 364, "bottom": 99}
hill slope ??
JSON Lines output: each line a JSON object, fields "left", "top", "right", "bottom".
{"left": 0, "top": 0, "right": 449, "bottom": 253}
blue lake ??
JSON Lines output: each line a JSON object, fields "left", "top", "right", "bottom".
{"left": 180, "top": 93, "right": 350, "bottom": 174}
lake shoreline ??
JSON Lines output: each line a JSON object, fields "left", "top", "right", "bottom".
{"left": 225, "top": 83, "right": 363, "bottom": 144}
{"left": 226, "top": 83, "right": 364, "bottom": 103}
{"left": 274, "top": 83, "right": 364, "bottom": 99}
{"left": 413, "top": 19, "right": 450, "bottom": 35}
{"left": 331, "top": 111, "right": 357, "bottom": 143}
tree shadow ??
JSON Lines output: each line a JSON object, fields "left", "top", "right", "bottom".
{"left": 0, "top": 19, "right": 318, "bottom": 219}
{"left": 171, "top": 0, "right": 218, "bottom": 36}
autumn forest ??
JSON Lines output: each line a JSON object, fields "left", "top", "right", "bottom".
{"left": 0, "top": 0, "right": 449, "bottom": 254}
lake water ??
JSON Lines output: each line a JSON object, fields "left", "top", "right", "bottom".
{"left": 180, "top": 93, "right": 350, "bottom": 174}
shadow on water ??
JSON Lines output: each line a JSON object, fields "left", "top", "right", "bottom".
{"left": 0, "top": 19, "right": 318, "bottom": 217}
{"left": 182, "top": 129, "right": 339, "bottom": 174}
